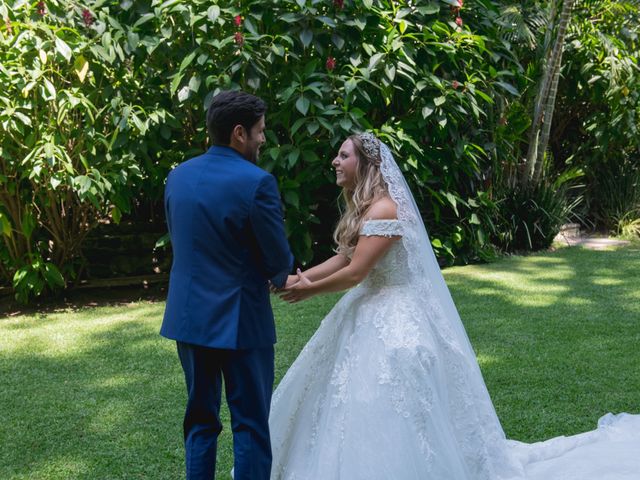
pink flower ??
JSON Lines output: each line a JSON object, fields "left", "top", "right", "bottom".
{"left": 82, "top": 9, "right": 94, "bottom": 27}
{"left": 451, "top": 0, "right": 463, "bottom": 15}
{"left": 326, "top": 56, "right": 336, "bottom": 71}
{"left": 334, "top": 0, "right": 344, "bottom": 9}
{"left": 452, "top": 80, "right": 460, "bottom": 89}
{"left": 37, "top": 1, "right": 46, "bottom": 16}
{"left": 455, "top": 16, "right": 463, "bottom": 27}
{"left": 234, "top": 15, "right": 242, "bottom": 27}
{"left": 234, "top": 31, "right": 244, "bottom": 46}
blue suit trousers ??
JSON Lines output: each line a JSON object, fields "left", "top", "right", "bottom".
{"left": 176, "top": 342, "right": 274, "bottom": 480}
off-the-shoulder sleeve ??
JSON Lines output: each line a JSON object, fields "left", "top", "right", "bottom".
{"left": 360, "top": 219, "right": 403, "bottom": 237}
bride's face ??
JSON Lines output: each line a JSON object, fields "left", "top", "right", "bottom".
{"left": 332, "top": 139, "right": 359, "bottom": 190}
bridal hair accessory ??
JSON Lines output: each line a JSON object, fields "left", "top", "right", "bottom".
{"left": 358, "top": 132, "right": 380, "bottom": 162}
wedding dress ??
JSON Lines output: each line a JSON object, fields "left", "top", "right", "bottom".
{"left": 268, "top": 141, "right": 640, "bottom": 479}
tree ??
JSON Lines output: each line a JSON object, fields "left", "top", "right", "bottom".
{"left": 524, "top": 0, "right": 575, "bottom": 186}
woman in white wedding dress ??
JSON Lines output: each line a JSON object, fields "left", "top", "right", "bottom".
{"left": 269, "top": 132, "right": 640, "bottom": 480}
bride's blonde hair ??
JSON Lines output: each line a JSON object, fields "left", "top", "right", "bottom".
{"left": 334, "top": 134, "right": 389, "bottom": 257}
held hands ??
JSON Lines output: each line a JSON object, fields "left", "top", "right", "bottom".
{"left": 285, "top": 274, "right": 301, "bottom": 289}
{"left": 278, "top": 268, "right": 314, "bottom": 304}
{"left": 269, "top": 274, "right": 300, "bottom": 293}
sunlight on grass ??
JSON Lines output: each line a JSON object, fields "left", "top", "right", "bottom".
{"left": 26, "top": 458, "right": 89, "bottom": 480}
{"left": 592, "top": 277, "right": 624, "bottom": 286}
{"left": 444, "top": 264, "right": 574, "bottom": 308}
{"left": 476, "top": 354, "right": 501, "bottom": 367}
{"left": 5, "top": 304, "right": 163, "bottom": 350}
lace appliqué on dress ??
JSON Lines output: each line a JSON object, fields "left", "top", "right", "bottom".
{"left": 360, "top": 219, "right": 403, "bottom": 237}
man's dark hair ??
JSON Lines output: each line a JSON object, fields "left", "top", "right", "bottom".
{"left": 206, "top": 90, "right": 267, "bottom": 145}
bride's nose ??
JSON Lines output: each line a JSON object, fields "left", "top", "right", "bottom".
{"left": 331, "top": 156, "right": 339, "bottom": 166}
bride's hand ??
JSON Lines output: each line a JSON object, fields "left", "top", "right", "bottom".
{"left": 279, "top": 269, "right": 314, "bottom": 303}
{"left": 284, "top": 274, "right": 300, "bottom": 289}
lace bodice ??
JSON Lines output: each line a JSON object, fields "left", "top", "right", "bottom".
{"left": 359, "top": 220, "right": 408, "bottom": 288}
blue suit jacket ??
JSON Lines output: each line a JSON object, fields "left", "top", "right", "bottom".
{"left": 160, "top": 146, "right": 293, "bottom": 349}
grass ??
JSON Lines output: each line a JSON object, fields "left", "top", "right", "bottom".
{"left": 1, "top": 244, "right": 639, "bottom": 479}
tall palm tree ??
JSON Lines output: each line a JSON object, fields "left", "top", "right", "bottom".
{"left": 523, "top": 0, "right": 576, "bottom": 186}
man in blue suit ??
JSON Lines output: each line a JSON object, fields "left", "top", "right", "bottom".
{"left": 161, "top": 90, "right": 294, "bottom": 479}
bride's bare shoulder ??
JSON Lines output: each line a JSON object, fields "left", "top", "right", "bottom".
{"left": 365, "top": 196, "right": 398, "bottom": 220}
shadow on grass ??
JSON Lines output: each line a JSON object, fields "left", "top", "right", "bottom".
{"left": 2, "top": 304, "right": 159, "bottom": 331}
{"left": 445, "top": 246, "right": 640, "bottom": 442}
{"left": 0, "top": 318, "right": 185, "bottom": 480}
{"left": 0, "top": 283, "right": 168, "bottom": 319}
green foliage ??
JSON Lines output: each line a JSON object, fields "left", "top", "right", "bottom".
{"left": 127, "top": 0, "right": 524, "bottom": 264}
{"left": 491, "top": 180, "right": 571, "bottom": 252}
{"left": 1, "top": 0, "right": 526, "bottom": 301}
{"left": 619, "top": 215, "right": 640, "bottom": 240}
{"left": 0, "top": 0, "right": 148, "bottom": 301}
{"left": 1, "top": 0, "right": 638, "bottom": 303}
{"left": 552, "top": 0, "right": 640, "bottom": 228}
{"left": 588, "top": 159, "right": 640, "bottom": 235}
{"left": 474, "top": 0, "right": 639, "bottom": 246}
{"left": 453, "top": 0, "right": 573, "bottom": 254}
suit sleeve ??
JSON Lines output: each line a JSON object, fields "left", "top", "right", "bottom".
{"left": 164, "top": 171, "right": 173, "bottom": 236}
{"left": 249, "top": 174, "right": 294, "bottom": 289}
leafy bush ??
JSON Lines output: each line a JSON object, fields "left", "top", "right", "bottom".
{"left": 588, "top": 159, "right": 640, "bottom": 235}
{"left": 149, "top": 0, "right": 523, "bottom": 264}
{"left": 24, "top": 0, "right": 522, "bottom": 269}
{"left": 491, "top": 181, "right": 573, "bottom": 252}
{"left": 0, "top": 0, "right": 147, "bottom": 301}
{"left": 2, "top": 0, "right": 637, "bottom": 304}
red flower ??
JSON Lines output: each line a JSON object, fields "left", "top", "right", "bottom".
{"left": 334, "top": 0, "right": 344, "bottom": 9}
{"left": 234, "top": 15, "right": 242, "bottom": 27}
{"left": 82, "top": 9, "right": 94, "bottom": 27}
{"left": 37, "top": 1, "right": 46, "bottom": 16}
{"left": 326, "top": 56, "right": 336, "bottom": 71}
{"left": 234, "top": 31, "right": 244, "bottom": 46}
{"left": 455, "top": 16, "right": 463, "bottom": 27}
{"left": 452, "top": 80, "right": 460, "bottom": 89}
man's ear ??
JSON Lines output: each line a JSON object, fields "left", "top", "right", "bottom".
{"left": 230, "top": 124, "right": 246, "bottom": 144}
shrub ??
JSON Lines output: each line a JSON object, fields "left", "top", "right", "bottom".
{"left": 141, "top": 0, "right": 524, "bottom": 264}
{"left": 588, "top": 159, "right": 640, "bottom": 235}
{"left": 492, "top": 181, "right": 572, "bottom": 252}
{"left": 0, "top": 0, "right": 147, "bottom": 301}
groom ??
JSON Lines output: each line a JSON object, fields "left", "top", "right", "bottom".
{"left": 161, "top": 90, "right": 293, "bottom": 479}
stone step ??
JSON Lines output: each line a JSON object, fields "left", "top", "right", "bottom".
{"left": 558, "top": 223, "right": 581, "bottom": 238}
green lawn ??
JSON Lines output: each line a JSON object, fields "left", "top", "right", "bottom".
{"left": 1, "top": 245, "right": 639, "bottom": 479}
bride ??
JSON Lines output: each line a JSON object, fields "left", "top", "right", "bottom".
{"left": 268, "top": 132, "right": 640, "bottom": 479}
